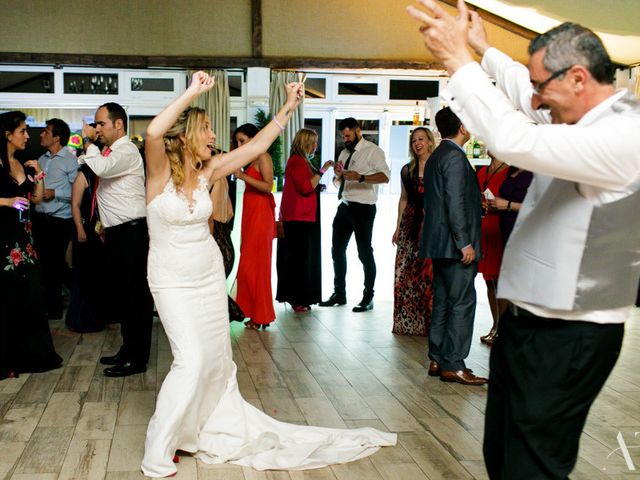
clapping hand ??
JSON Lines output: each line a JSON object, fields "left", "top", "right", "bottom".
{"left": 23, "top": 159, "right": 42, "bottom": 174}
{"left": 406, "top": 0, "right": 475, "bottom": 74}
{"left": 11, "top": 196, "right": 29, "bottom": 211}
{"left": 82, "top": 121, "right": 96, "bottom": 141}
{"left": 188, "top": 71, "right": 215, "bottom": 95}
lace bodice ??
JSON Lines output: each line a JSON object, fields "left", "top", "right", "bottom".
{"left": 147, "top": 175, "right": 220, "bottom": 289}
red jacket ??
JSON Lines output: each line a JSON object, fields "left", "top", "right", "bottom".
{"left": 280, "top": 154, "right": 317, "bottom": 222}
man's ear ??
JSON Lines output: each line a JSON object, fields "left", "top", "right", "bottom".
{"left": 114, "top": 118, "right": 124, "bottom": 132}
{"left": 459, "top": 124, "right": 468, "bottom": 137}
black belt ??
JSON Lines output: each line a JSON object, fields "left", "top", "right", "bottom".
{"left": 105, "top": 217, "right": 146, "bottom": 232}
{"left": 508, "top": 302, "right": 538, "bottom": 319}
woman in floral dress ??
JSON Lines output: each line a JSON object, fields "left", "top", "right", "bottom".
{"left": 0, "top": 111, "right": 62, "bottom": 379}
{"left": 391, "top": 127, "right": 435, "bottom": 335}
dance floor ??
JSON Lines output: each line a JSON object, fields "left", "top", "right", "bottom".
{"left": 1, "top": 193, "right": 639, "bottom": 479}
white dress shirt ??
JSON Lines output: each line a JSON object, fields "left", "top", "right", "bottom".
{"left": 442, "top": 48, "right": 640, "bottom": 324}
{"left": 79, "top": 136, "right": 147, "bottom": 228}
{"left": 336, "top": 137, "right": 390, "bottom": 205}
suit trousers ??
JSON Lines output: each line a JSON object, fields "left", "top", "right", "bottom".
{"left": 32, "top": 212, "right": 72, "bottom": 318}
{"left": 104, "top": 219, "right": 154, "bottom": 366}
{"left": 331, "top": 201, "right": 376, "bottom": 298}
{"left": 428, "top": 258, "right": 477, "bottom": 371}
{"left": 484, "top": 309, "right": 624, "bottom": 479}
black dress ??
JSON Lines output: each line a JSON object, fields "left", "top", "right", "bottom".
{"left": 65, "top": 165, "right": 107, "bottom": 332}
{"left": 0, "top": 171, "right": 62, "bottom": 379}
{"left": 212, "top": 219, "right": 245, "bottom": 321}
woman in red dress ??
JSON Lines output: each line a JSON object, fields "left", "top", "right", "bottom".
{"left": 233, "top": 124, "right": 277, "bottom": 329}
{"left": 476, "top": 153, "right": 509, "bottom": 345}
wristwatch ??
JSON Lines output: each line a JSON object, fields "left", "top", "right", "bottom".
{"left": 82, "top": 136, "right": 93, "bottom": 145}
{"left": 359, "top": 174, "right": 365, "bottom": 183}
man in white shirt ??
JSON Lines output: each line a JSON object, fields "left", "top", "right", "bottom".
{"left": 408, "top": 1, "right": 640, "bottom": 478}
{"left": 80, "top": 102, "right": 153, "bottom": 377}
{"left": 319, "top": 118, "right": 390, "bottom": 312}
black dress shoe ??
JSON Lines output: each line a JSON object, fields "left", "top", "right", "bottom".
{"left": 103, "top": 362, "right": 147, "bottom": 377}
{"left": 319, "top": 293, "right": 347, "bottom": 307}
{"left": 352, "top": 298, "right": 373, "bottom": 312}
{"left": 100, "top": 352, "right": 128, "bottom": 365}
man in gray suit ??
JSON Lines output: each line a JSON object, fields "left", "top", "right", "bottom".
{"left": 420, "top": 107, "right": 486, "bottom": 386}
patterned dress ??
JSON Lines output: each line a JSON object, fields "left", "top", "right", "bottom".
{"left": 0, "top": 170, "right": 62, "bottom": 379}
{"left": 392, "top": 164, "right": 433, "bottom": 336}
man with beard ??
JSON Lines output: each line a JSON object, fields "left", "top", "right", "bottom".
{"left": 319, "top": 117, "right": 390, "bottom": 312}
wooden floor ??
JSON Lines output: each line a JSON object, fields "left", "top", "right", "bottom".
{"left": 1, "top": 300, "right": 639, "bottom": 480}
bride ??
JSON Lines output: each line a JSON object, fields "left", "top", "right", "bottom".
{"left": 141, "top": 72, "right": 396, "bottom": 477}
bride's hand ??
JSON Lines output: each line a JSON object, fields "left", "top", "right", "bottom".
{"left": 188, "top": 71, "right": 215, "bottom": 95}
{"left": 284, "top": 82, "right": 303, "bottom": 109}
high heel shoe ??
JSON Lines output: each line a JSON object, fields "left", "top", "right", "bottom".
{"left": 480, "top": 329, "right": 498, "bottom": 346}
{"left": 173, "top": 454, "right": 179, "bottom": 463}
{"left": 244, "top": 320, "right": 260, "bottom": 330}
{"left": 292, "top": 304, "right": 310, "bottom": 313}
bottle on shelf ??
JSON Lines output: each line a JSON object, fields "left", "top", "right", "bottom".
{"left": 472, "top": 139, "right": 481, "bottom": 159}
{"left": 412, "top": 101, "right": 421, "bottom": 126}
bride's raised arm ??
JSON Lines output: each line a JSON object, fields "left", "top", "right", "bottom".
{"left": 208, "top": 82, "right": 303, "bottom": 183}
{"left": 145, "top": 71, "right": 215, "bottom": 181}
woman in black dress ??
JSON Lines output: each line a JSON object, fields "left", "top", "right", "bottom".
{"left": 65, "top": 164, "right": 107, "bottom": 332}
{"left": 0, "top": 111, "right": 62, "bottom": 379}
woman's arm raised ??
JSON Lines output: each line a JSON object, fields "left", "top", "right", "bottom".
{"left": 145, "top": 71, "right": 215, "bottom": 180}
{"left": 208, "top": 82, "right": 303, "bottom": 182}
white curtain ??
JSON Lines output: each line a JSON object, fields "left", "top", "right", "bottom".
{"left": 269, "top": 71, "right": 305, "bottom": 169}
{"left": 188, "top": 69, "right": 231, "bottom": 152}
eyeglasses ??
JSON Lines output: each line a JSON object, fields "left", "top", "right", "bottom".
{"left": 532, "top": 66, "right": 572, "bottom": 94}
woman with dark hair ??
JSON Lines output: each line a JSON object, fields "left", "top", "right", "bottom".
{"left": 276, "top": 128, "right": 333, "bottom": 312}
{"left": 0, "top": 111, "right": 62, "bottom": 379}
{"left": 476, "top": 152, "right": 509, "bottom": 345}
{"left": 232, "top": 123, "right": 277, "bottom": 329}
{"left": 391, "top": 127, "right": 434, "bottom": 335}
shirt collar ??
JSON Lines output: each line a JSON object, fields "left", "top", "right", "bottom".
{"left": 442, "top": 138, "right": 466, "bottom": 153}
{"left": 578, "top": 89, "right": 627, "bottom": 126}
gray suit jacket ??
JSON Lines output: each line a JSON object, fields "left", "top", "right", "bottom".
{"left": 420, "top": 139, "right": 482, "bottom": 260}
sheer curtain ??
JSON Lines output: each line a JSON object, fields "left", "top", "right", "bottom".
{"left": 188, "top": 70, "right": 231, "bottom": 152}
{"left": 269, "top": 70, "right": 305, "bottom": 170}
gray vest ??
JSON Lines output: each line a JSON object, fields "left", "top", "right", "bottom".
{"left": 498, "top": 92, "right": 640, "bottom": 312}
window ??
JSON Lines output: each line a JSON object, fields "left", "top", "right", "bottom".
{"left": 130, "top": 78, "right": 174, "bottom": 92}
{"left": 334, "top": 118, "right": 379, "bottom": 159}
{"left": 228, "top": 75, "right": 242, "bottom": 97}
{"left": 304, "top": 118, "right": 323, "bottom": 168}
{"left": 389, "top": 79, "right": 439, "bottom": 100}
{"left": 304, "top": 78, "right": 326, "bottom": 99}
{"left": 64, "top": 73, "right": 119, "bottom": 94}
{"left": 338, "top": 82, "right": 378, "bottom": 96}
{"left": 0, "top": 72, "right": 54, "bottom": 94}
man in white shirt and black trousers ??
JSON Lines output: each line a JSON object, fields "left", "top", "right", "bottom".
{"left": 319, "top": 117, "right": 390, "bottom": 312}
{"left": 408, "top": 1, "right": 640, "bottom": 478}
{"left": 81, "top": 102, "right": 154, "bottom": 377}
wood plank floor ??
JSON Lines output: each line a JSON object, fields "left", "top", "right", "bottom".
{"left": 1, "top": 301, "right": 639, "bottom": 480}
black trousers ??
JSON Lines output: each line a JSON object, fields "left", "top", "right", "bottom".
{"left": 428, "top": 258, "right": 477, "bottom": 371}
{"left": 484, "top": 308, "right": 624, "bottom": 479}
{"left": 104, "top": 219, "right": 154, "bottom": 366}
{"left": 32, "top": 212, "right": 72, "bottom": 317}
{"left": 331, "top": 202, "right": 376, "bottom": 298}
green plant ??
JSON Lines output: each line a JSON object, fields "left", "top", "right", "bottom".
{"left": 254, "top": 109, "right": 284, "bottom": 191}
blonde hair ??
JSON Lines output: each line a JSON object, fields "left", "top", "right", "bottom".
{"left": 164, "top": 107, "right": 208, "bottom": 187}
{"left": 409, "top": 127, "right": 435, "bottom": 178}
{"left": 290, "top": 128, "right": 318, "bottom": 158}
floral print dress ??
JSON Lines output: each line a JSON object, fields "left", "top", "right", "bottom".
{"left": 0, "top": 172, "right": 62, "bottom": 379}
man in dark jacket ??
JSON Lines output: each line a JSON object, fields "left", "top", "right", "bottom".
{"left": 420, "top": 107, "right": 485, "bottom": 385}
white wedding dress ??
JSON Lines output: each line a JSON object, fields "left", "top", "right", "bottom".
{"left": 141, "top": 175, "right": 396, "bottom": 477}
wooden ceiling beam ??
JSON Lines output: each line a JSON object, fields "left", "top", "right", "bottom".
{"left": 440, "top": 0, "right": 538, "bottom": 40}
{"left": 0, "top": 52, "right": 444, "bottom": 71}
{"left": 251, "top": 0, "right": 263, "bottom": 58}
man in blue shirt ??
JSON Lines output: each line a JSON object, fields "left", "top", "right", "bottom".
{"left": 33, "top": 118, "right": 78, "bottom": 319}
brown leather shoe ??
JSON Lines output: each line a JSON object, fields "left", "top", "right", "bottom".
{"left": 440, "top": 369, "right": 488, "bottom": 385}
{"left": 428, "top": 361, "right": 441, "bottom": 377}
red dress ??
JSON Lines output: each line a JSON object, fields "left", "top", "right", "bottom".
{"left": 476, "top": 165, "right": 509, "bottom": 280}
{"left": 236, "top": 165, "right": 276, "bottom": 325}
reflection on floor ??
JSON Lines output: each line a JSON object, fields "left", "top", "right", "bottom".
{"left": 1, "top": 193, "right": 639, "bottom": 479}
